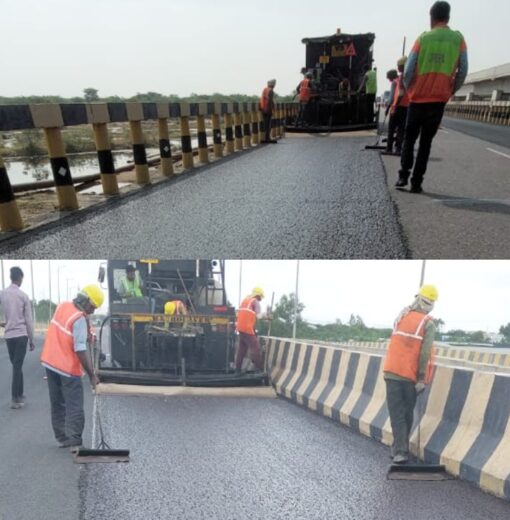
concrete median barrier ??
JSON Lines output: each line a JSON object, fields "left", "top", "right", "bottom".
{"left": 266, "top": 337, "right": 510, "bottom": 501}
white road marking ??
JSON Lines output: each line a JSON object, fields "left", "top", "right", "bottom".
{"left": 487, "top": 147, "right": 510, "bottom": 160}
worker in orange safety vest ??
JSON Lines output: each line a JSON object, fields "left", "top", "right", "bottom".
{"left": 396, "top": 1, "right": 468, "bottom": 192}
{"left": 384, "top": 57, "right": 410, "bottom": 155}
{"left": 40, "top": 285, "right": 103, "bottom": 451}
{"left": 259, "top": 79, "right": 277, "bottom": 143}
{"left": 235, "top": 286, "right": 269, "bottom": 373}
{"left": 295, "top": 71, "right": 314, "bottom": 127}
{"left": 383, "top": 284, "right": 438, "bottom": 464}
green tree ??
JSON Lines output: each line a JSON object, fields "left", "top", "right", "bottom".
{"left": 433, "top": 318, "right": 445, "bottom": 333}
{"left": 499, "top": 323, "right": 510, "bottom": 342}
{"left": 83, "top": 88, "right": 99, "bottom": 102}
{"left": 469, "top": 330, "right": 487, "bottom": 343}
{"left": 34, "top": 299, "right": 57, "bottom": 322}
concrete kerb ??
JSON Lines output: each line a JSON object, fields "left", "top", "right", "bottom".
{"left": 266, "top": 337, "right": 510, "bottom": 501}
{"left": 0, "top": 143, "right": 271, "bottom": 250}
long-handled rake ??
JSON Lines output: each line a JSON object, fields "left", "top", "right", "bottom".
{"left": 387, "top": 392, "right": 451, "bottom": 481}
{"left": 74, "top": 391, "right": 130, "bottom": 464}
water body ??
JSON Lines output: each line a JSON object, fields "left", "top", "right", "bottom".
{"left": 5, "top": 137, "right": 199, "bottom": 186}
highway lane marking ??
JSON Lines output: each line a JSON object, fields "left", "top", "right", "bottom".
{"left": 487, "top": 147, "right": 510, "bottom": 160}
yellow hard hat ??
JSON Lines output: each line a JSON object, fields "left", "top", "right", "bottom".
{"left": 81, "top": 285, "right": 104, "bottom": 308}
{"left": 418, "top": 284, "right": 438, "bottom": 302}
{"left": 251, "top": 287, "right": 265, "bottom": 298}
{"left": 397, "top": 56, "right": 408, "bottom": 67}
{"left": 164, "top": 301, "right": 176, "bottom": 315}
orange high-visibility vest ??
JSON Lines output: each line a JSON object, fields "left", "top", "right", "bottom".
{"left": 299, "top": 79, "right": 312, "bottom": 102}
{"left": 383, "top": 310, "right": 433, "bottom": 383}
{"left": 391, "top": 75, "right": 409, "bottom": 112}
{"left": 236, "top": 296, "right": 257, "bottom": 335}
{"left": 259, "top": 87, "right": 272, "bottom": 113}
{"left": 40, "top": 301, "right": 86, "bottom": 377}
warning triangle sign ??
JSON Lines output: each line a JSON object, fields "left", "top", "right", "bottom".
{"left": 344, "top": 42, "right": 357, "bottom": 57}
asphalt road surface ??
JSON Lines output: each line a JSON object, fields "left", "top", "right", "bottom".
{"left": 382, "top": 117, "right": 510, "bottom": 258}
{"left": 0, "top": 135, "right": 407, "bottom": 259}
{"left": 2, "top": 337, "right": 509, "bottom": 520}
{"left": 0, "top": 118, "right": 508, "bottom": 259}
{"left": 0, "top": 336, "right": 92, "bottom": 520}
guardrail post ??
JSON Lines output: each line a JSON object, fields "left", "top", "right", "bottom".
{"left": 180, "top": 103, "right": 194, "bottom": 169}
{"left": 157, "top": 103, "right": 174, "bottom": 177}
{"left": 126, "top": 103, "right": 150, "bottom": 185}
{"left": 87, "top": 103, "right": 119, "bottom": 195}
{"left": 0, "top": 156, "right": 23, "bottom": 231}
{"left": 251, "top": 104, "right": 260, "bottom": 145}
{"left": 212, "top": 103, "right": 223, "bottom": 158}
{"left": 234, "top": 106, "right": 243, "bottom": 151}
{"left": 197, "top": 103, "right": 209, "bottom": 164}
{"left": 224, "top": 107, "right": 235, "bottom": 154}
{"left": 31, "top": 103, "right": 80, "bottom": 211}
{"left": 242, "top": 105, "right": 252, "bottom": 148}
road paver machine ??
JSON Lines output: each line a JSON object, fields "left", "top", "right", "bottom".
{"left": 287, "top": 30, "right": 378, "bottom": 132}
{"left": 96, "top": 260, "right": 267, "bottom": 386}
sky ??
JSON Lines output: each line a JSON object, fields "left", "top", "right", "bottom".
{"left": 1, "top": 259, "right": 508, "bottom": 333}
{"left": 1, "top": 0, "right": 509, "bottom": 99}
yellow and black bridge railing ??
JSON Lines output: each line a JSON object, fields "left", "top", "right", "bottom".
{"left": 0, "top": 101, "right": 298, "bottom": 232}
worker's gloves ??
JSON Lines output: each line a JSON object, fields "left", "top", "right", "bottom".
{"left": 415, "top": 382, "right": 426, "bottom": 394}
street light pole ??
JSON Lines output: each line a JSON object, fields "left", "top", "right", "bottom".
{"left": 292, "top": 260, "right": 300, "bottom": 340}
{"left": 48, "top": 261, "right": 52, "bottom": 324}
{"left": 420, "top": 260, "right": 426, "bottom": 287}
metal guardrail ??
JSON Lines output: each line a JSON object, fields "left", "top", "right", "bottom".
{"left": 445, "top": 99, "right": 510, "bottom": 126}
{"left": 0, "top": 101, "right": 298, "bottom": 232}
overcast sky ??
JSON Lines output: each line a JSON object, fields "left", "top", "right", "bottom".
{"left": 1, "top": 260, "right": 508, "bottom": 333}
{"left": 1, "top": 0, "right": 508, "bottom": 99}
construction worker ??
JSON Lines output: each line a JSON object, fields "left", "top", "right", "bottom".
{"left": 0, "top": 267, "right": 35, "bottom": 409}
{"left": 259, "top": 79, "right": 277, "bottom": 143}
{"left": 295, "top": 71, "right": 314, "bottom": 126}
{"left": 396, "top": 1, "right": 468, "bottom": 192}
{"left": 385, "top": 58, "right": 410, "bottom": 155}
{"left": 384, "top": 69, "right": 399, "bottom": 152}
{"left": 119, "top": 264, "right": 143, "bottom": 300}
{"left": 40, "top": 285, "right": 103, "bottom": 451}
{"left": 359, "top": 66, "right": 378, "bottom": 123}
{"left": 383, "top": 284, "right": 438, "bottom": 464}
{"left": 164, "top": 299, "right": 188, "bottom": 316}
{"left": 235, "top": 287, "right": 266, "bottom": 372}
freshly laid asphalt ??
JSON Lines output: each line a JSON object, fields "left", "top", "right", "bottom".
{"left": 2, "top": 336, "right": 509, "bottom": 520}
{"left": 0, "top": 135, "right": 407, "bottom": 259}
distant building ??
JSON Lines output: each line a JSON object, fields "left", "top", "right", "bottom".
{"left": 456, "top": 62, "right": 510, "bottom": 98}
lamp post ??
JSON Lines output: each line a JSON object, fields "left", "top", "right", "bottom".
{"left": 292, "top": 260, "right": 300, "bottom": 340}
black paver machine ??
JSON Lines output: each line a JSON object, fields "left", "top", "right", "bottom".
{"left": 287, "top": 30, "right": 378, "bottom": 133}
{"left": 95, "top": 260, "right": 268, "bottom": 387}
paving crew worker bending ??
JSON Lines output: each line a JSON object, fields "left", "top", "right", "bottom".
{"left": 164, "top": 299, "right": 188, "bottom": 316}
{"left": 40, "top": 285, "right": 103, "bottom": 451}
{"left": 259, "top": 79, "right": 277, "bottom": 144}
{"left": 396, "top": 1, "right": 468, "bottom": 192}
{"left": 235, "top": 287, "right": 267, "bottom": 372}
{"left": 383, "top": 284, "right": 438, "bottom": 464}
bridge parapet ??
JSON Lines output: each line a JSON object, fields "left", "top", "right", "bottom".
{"left": 266, "top": 337, "right": 510, "bottom": 501}
{"left": 0, "top": 101, "right": 298, "bottom": 231}
{"left": 446, "top": 90, "right": 510, "bottom": 125}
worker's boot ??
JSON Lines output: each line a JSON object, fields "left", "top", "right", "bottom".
{"left": 393, "top": 453, "right": 408, "bottom": 464}
{"left": 10, "top": 401, "right": 22, "bottom": 410}
{"left": 395, "top": 170, "right": 409, "bottom": 189}
{"left": 410, "top": 173, "right": 424, "bottom": 193}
